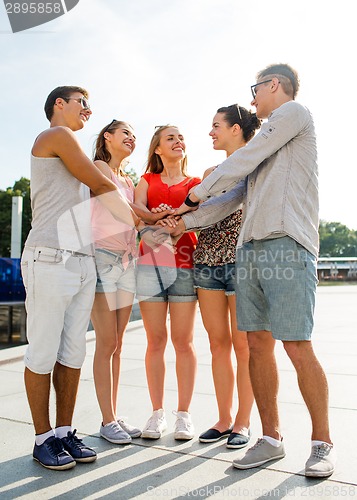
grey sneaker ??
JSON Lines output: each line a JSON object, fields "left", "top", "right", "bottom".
{"left": 233, "top": 438, "right": 285, "bottom": 469}
{"left": 100, "top": 422, "right": 132, "bottom": 444}
{"left": 173, "top": 411, "right": 195, "bottom": 440}
{"left": 141, "top": 409, "right": 167, "bottom": 439}
{"left": 305, "top": 443, "right": 335, "bottom": 477}
{"left": 117, "top": 418, "right": 141, "bottom": 438}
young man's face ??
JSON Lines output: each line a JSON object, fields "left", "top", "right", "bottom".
{"left": 250, "top": 77, "right": 276, "bottom": 119}
{"left": 60, "top": 92, "right": 92, "bottom": 130}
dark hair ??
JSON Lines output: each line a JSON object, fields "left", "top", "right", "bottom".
{"left": 93, "top": 120, "right": 133, "bottom": 164}
{"left": 217, "top": 104, "right": 261, "bottom": 142}
{"left": 44, "top": 86, "right": 89, "bottom": 121}
{"left": 145, "top": 125, "right": 188, "bottom": 175}
{"left": 256, "top": 63, "right": 299, "bottom": 99}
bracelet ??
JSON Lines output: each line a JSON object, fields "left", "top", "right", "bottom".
{"left": 184, "top": 194, "right": 200, "bottom": 207}
{"left": 139, "top": 226, "right": 155, "bottom": 237}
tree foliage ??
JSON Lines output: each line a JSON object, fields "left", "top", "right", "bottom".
{"left": 0, "top": 177, "right": 31, "bottom": 257}
{"left": 319, "top": 221, "right": 357, "bottom": 257}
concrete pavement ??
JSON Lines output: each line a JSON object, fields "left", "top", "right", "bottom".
{"left": 0, "top": 285, "right": 356, "bottom": 499}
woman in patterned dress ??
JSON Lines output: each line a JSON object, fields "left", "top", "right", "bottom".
{"left": 195, "top": 105, "right": 261, "bottom": 448}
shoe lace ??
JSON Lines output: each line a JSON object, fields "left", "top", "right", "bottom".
{"left": 147, "top": 412, "right": 165, "bottom": 430}
{"left": 312, "top": 444, "right": 331, "bottom": 459}
{"left": 250, "top": 438, "right": 265, "bottom": 450}
{"left": 47, "top": 437, "right": 66, "bottom": 457}
{"left": 175, "top": 416, "right": 190, "bottom": 432}
{"left": 65, "top": 429, "right": 85, "bottom": 450}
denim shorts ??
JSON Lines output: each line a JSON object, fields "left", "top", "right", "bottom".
{"left": 194, "top": 263, "right": 236, "bottom": 296}
{"left": 95, "top": 248, "right": 136, "bottom": 294}
{"left": 21, "top": 246, "right": 96, "bottom": 374}
{"left": 136, "top": 265, "right": 197, "bottom": 303}
{"left": 235, "top": 237, "right": 318, "bottom": 341}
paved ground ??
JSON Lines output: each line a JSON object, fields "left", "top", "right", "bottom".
{"left": 0, "top": 285, "right": 356, "bottom": 499}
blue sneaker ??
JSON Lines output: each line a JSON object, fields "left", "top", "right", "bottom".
{"left": 33, "top": 436, "right": 76, "bottom": 470}
{"left": 61, "top": 429, "right": 97, "bottom": 463}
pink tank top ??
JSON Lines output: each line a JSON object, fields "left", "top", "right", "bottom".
{"left": 91, "top": 170, "right": 137, "bottom": 259}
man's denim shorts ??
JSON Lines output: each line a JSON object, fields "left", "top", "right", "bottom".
{"left": 194, "top": 263, "right": 236, "bottom": 296}
{"left": 235, "top": 237, "right": 318, "bottom": 341}
{"left": 95, "top": 248, "right": 136, "bottom": 294}
{"left": 136, "top": 265, "right": 197, "bottom": 303}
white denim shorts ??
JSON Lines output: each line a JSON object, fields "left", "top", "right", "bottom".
{"left": 95, "top": 248, "right": 136, "bottom": 294}
{"left": 21, "top": 246, "right": 96, "bottom": 374}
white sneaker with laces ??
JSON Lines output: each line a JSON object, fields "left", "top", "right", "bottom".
{"left": 141, "top": 409, "right": 167, "bottom": 439}
{"left": 117, "top": 418, "right": 141, "bottom": 438}
{"left": 173, "top": 410, "right": 195, "bottom": 440}
{"left": 305, "top": 443, "right": 335, "bottom": 477}
{"left": 100, "top": 421, "right": 132, "bottom": 444}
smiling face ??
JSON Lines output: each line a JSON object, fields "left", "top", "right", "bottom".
{"left": 209, "top": 112, "right": 235, "bottom": 152}
{"left": 56, "top": 92, "right": 92, "bottom": 131}
{"left": 155, "top": 127, "right": 186, "bottom": 163}
{"left": 105, "top": 123, "right": 136, "bottom": 159}
{"left": 250, "top": 77, "right": 279, "bottom": 119}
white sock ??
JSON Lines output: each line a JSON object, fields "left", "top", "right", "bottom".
{"left": 103, "top": 421, "right": 117, "bottom": 427}
{"left": 263, "top": 435, "right": 282, "bottom": 447}
{"left": 55, "top": 425, "right": 72, "bottom": 439}
{"left": 312, "top": 440, "right": 332, "bottom": 448}
{"left": 35, "top": 429, "right": 55, "bottom": 446}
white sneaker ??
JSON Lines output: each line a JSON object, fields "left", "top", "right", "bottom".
{"left": 305, "top": 443, "right": 336, "bottom": 477}
{"left": 100, "top": 421, "right": 132, "bottom": 444}
{"left": 173, "top": 410, "right": 195, "bottom": 440}
{"left": 141, "top": 409, "right": 167, "bottom": 439}
{"left": 117, "top": 418, "right": 142, "bottom": 438}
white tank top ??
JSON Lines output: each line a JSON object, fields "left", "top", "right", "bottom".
{"left": 25, "top": 155, "right": 93, "bottom": 255}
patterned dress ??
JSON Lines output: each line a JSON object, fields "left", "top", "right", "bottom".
{"left": 193, "top": 210, "right": 242, "bottom": 266}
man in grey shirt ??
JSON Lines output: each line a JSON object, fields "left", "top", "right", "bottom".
{"left": 171, "top": 64, "right": 335, "bottom": 477}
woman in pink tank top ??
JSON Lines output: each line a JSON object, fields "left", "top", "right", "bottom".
{"left": 91, "top": 120, "right": 142, "bottom": 444}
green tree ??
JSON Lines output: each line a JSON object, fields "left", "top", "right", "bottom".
{"left": 319, "top": 221, "right": 357, "bottom": 257}
{"left": 0, "top": 177, "right": 32, "bottom": 257}
{"left": 124, "top": 166, "right": 140, "bottom": 186}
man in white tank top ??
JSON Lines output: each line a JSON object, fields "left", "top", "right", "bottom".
{"left": 21, "top": 86, "right": 148, "bottom": 470}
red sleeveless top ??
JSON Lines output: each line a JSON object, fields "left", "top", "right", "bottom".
{"left": 138, "top": 173, "right": 201, "bottom": 268}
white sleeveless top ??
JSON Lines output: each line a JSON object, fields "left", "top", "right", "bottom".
{"left": 25, "top": 155, "right": 93, "bottom": 255}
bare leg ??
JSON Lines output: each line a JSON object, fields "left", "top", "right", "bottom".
{"left": 24, "top": 367, "right": 51, "bottom": 435}
{"left": 228, "top": 295, "right": 254, "bottom": 433}
{"left": 247, "top": 330, "right": 280, "bottom": 439}
{"left": 91, "top": 291, "right": 133, "bottom": 424}
{"left": 283, "top": 340, "right": 332, "bottom": 443}
{"left": 198, "top": 289, "right": 234, "bottom": 430}
{"left": 170, "top": 301, "right": 197, "bottom": 411}
{"left": 53, "top": 362, "right": 81, "bottom": 428}
{"left": 140, "top": 301, "right": 168, "bottom": 410}
{"left": 112, "top": 292, "right": 133, "bottom": 414}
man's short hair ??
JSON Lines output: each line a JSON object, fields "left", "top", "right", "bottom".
{"left": 44, "top": 86, "right": 89, "bottom": 121}
{"left": 257, "top": 64, "right": 299, "bottom": 99}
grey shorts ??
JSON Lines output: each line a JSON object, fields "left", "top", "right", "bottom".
{"left": 235, "top": 237, "right": 318, "bottom": 341}
{"left": 95, "top": 248, "right": 136, "bottom": 294}
{"left": 136, "top": 265, "right": 197, "bottom": 303}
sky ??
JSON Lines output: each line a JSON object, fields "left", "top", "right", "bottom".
{"left": 0, "top": 0, "right": 356, "bottom": 230}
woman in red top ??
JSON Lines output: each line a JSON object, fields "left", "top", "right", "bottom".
{"left": 135, "top": 125, "right": 200, "bottom": 441}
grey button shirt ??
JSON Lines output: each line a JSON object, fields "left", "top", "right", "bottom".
{"left": 183, "top": 101, "right": 319, "bottom": 257}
